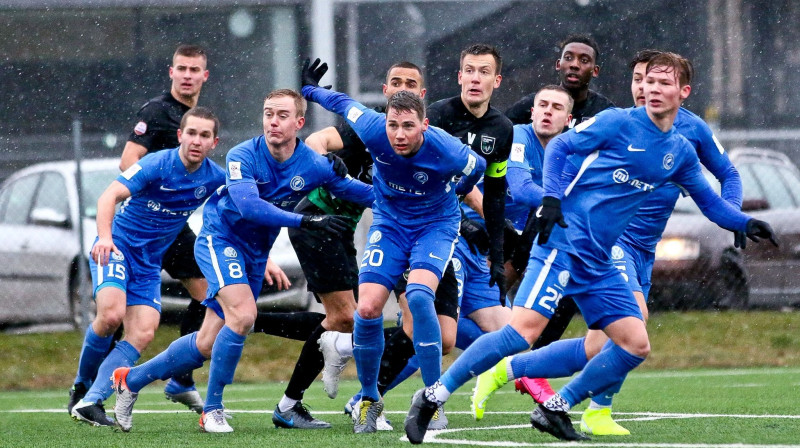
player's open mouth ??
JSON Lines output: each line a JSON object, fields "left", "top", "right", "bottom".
{"left": 541, "top": 119, "right": 552, "bottom": 126}
{"left": 565, "top": 74, "right": 580, "bottom": 81}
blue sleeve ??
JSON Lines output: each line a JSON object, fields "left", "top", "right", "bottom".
{"left": 324, "top": 175, "right": 374, "bottom": 208}
{"left": 507, "top": 166, "right": 543, "bottom": 208}
{"left": 541, "top": 134, "right": 572, "bottom": 198}
{"left": 117, "top": 152, "right": 159, "bottom": 195}
{"left": 671, "top": 156, "right": 750, "bottom": 232}
{"left": 227, "top": 183, "right": 303, "bottom": 228}
{"left": 693, "top": 123, "right": 743, "bottom": 209}
{"left": 302, "top": 85, "right": 386, "bottom": 148}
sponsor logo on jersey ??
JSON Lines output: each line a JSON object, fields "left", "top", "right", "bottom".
{"left": 613, "top": 169, "right": 655, "bottom": 192}
{"left": 451, "top": 258, "right": 462, "bottom": 271}
{"left": 290, "top": 176, "right": 305, "bottom": 191}
{"left": 510, "top": 143, "right": 525, "bottom": 163}
{"left": 121, "top": 164, "right": 142, "bottom": 180}
{"left": 611, "top": 245, "right": 625, "bottom": 260}
{"left": 480, "top": 135, "right": 496, "bottom": 154}
{"left": 228, "top": 161, "right": 242, "bottom": 180}
{"left": 413, "top": 171, "right": 429, "bottom": 184}
{"left": 612, "top": 169, "right": 629, "bottom": 184}
{"left": 147, "top": 200, "right": 161, "bottom": 211}
{"left": 369, "top": 230, "right": 382, "bottom": 244}
{"left": 574, "top": 116, "right": 596, "bottom": 133}
{"left": 627, "top": 144, "right": 646, "bottom": 152}
{"left": 347, "top": 106, "right": 364, "bottom": 123}
{"left": 223, "top": 247, "right": 237, "bottom": 258}
{"left": 663, "top": 153, "right": 675, "bottom": 170}
{"left": 194, "top": 186, "right": 207, "bottom": 199}
{"left": 111, "top": 251, "right": 125, "bottom": 261}
{"left": 134, "top": 121, "right": 147, "bottom": 135}
{"left": 558, "top": 270, "right": 570, "bottom": 287}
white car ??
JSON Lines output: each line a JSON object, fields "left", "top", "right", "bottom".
{"left": 0, "top": 158, "right": 311, "bottom": 329}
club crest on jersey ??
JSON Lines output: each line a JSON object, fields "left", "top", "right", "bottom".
{"left": 413, "top": 171, "right": 429, "bottom": 184}
{"left": 223, "top": 247, "right": 238, "bottom": 258}
{"left": 147, "top": 200, "right": 161, "bottom": 211}
{"left": 290, "top": 176, "right": 306, "bottom": 191}
{"left": 134, "top": 121, "right": 147, "bottom": 135}
{"left": 111, "top": 252, "right": 125, "bottom": 261}
{"left": 611, "top": 245, "right": 625, "bottom": 260}
{"left": 451, "top": 259, "right": 462, "bottom": 272}
{"left": 194, "top": 186, "right": 207, "bottom": 199}
{"left": 612, "top": 169, "right": 629, "bottom": 184}
{"left": 663, "top": 153, "right": 675, "bottom": 170}
{"left": 369, "top": 230, "right": 382, "bottom": 244}
{"left": 480, "top": 135, "right": 496, "bottom": 154}
{"left": 558, "top": 270, "right": 570, "bottom": 287}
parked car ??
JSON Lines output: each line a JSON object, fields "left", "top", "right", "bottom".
{"left": 0, "top": 158, "right": 311, "bottom": 329}
{"left": 650, "top": 148, "right": 800, "bottom": 310}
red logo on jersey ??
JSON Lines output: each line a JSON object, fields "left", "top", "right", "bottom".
{"left": 134, "top": 121, "right": 147, "bottom": 135}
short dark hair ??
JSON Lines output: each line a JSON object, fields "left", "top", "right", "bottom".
{"left": 646, "top": 52, "right": 694, "bottom": 87}
{"left": 628, "top": 49, "right": 663, "bottom": 70}
{"left": 559, "top": 34, "right": 600, "bottom": 64}
{"left": 174, "top": 44, "right": 207, "bottom": 62}
{"left": 460, "top": 43, "right": 503, "bottom": 75}
{"left": 386, "top": 61, "right": 425, "bottom": 87}
{"left": 386, "top": 90, "right": 425, "bottom": 121}
{"left": 534, "top": 84, "right": 574, "bottom": 113}
{"left": 181, "top": 106, "right": 219, "bottom": 137}
{"left": 265, "top": 89, "right": 307, "bottom": 117}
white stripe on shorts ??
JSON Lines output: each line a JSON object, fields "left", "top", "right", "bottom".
{"left": 523, "top": 248, "right": 559, "bottom": 309}
{"left": 205, "top": 235, "right": 225, "bottom": 288}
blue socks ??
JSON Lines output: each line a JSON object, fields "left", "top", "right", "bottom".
{"left": 592, "top": 339, "right": 625, "bottom": 406}
{"left": 560, "top": 343, "right": 645, "bottom": 407}
{"left": 84, "top": 341, "right": 140, "bottom": 403}
{"left": 353, "top": 312, "right": 385, "bottom": 401}
{"left": 127, "top": 332, "right": 206, "bottom": 393}
{"left": 405, "top": 283, "right": 442, "bottom": 387}
{"left": 455, "top": 316, "right": 486, "bottom": 350}
{"left": 441, "top": 324, "right": 529, "bottom": 392}
{"left": 74, "top": 325, "right": 113, "bottom": 387}
{"left": 509, "top": 337, "right": 588, "bottom": 379}
{"left": 204, "top": 326, "right": 246, "bottom": 413}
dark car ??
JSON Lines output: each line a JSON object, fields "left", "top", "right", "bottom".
{"left": 650, "top": 148, "right": 800, "bottom": 310}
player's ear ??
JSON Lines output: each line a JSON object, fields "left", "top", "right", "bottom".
{"left": 680, "top": 84, "right": 692, "bottom": 101}
{"left": 563, "top": 113, "right": 573, "bottom": 127}
{"left": 592, "top": 65, "right": 600, "bottom": 78}
{"left": 296, "top": 116, "right": 305, "bottom": 130}
{"left": 493, "top": 74, "right": 502, "bottom": 88}
{"left": 421, "top": 117, "right": 429, "bottom": 131}
{"left": 177, "top": 128, "right": 183, "bottom": 143}
{"left": 419, "top": 88, "right": 427, "bottom": 99}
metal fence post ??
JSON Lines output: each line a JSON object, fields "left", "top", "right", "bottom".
{"left": 72, "top": 118, "right": 90, "bottom": 333}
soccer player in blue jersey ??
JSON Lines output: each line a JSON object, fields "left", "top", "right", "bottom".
{"left": 111, "top": 89, "right": 374, "bottom": 433}
{"left": 70, "top": 107, "right": 226, "bottom": 427}
{"left": 300, "top": 58, "right": 486, "bottom": 434}
{"left": 405, "top": 52, "right": 777, "bottom": 444}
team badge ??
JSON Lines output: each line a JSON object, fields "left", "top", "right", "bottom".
{"left": 558, "top": 270, "right": 570, "bottom": 288}
{"left": 480, "top": 135, "right": 496, "bottom": 154}
{"left": 111, "top": 252, "right": 125, "bottom": 261}
{"left": 194, "top": 186, "right": 207, "bottom": 199}
{"left": 223, "top": 247, "right": 238, "bottom": 258}
{"left": 133, "top": 121, "right": 147, "bottom": 135}
{"left": 413, "top": 171, "right": 429, "bottom": 184}
{"left": 451, "top": 259, "right": 462, "bottom": 271}
{"left": 612, "top": 168, "right": 629, "bottom": 184}
{"left": 663, "top": 153, "right": 675, "bottom": 170}
{"left": 290, "top": 176, "right": 306, "bottom": 191}
{"left": 611, "top": 245, "right": 625, "bottom": 260}
{"left": 369, "top": 230, "right": 382, "bottom": 244}
{"left": 147, "top": 200, "right": 161, "bottom": 211}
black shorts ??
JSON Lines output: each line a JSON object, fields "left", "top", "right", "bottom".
{"left": 393, "top": 263, "right": 459, "bottom": 320}
{"left": 288, "top": 199, "right": 359, "bottom": 297}
{"left": 162, "top": 223, "right": 203, "bottom": 279}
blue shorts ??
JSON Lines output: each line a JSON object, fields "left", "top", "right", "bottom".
{"left": 194, "top": 232, "right": 268, "bottom": 319}
{"left": 452, "top": 237, "right": 502, "bottom": 317}
{"left": 88, "top": 239, "right": 162, "bottom": 312}
{"left": 611, "top": 240, "right": 654, "bottom": 299}
{"left": 358, "top": 217, "right": 458, "bottom": 291}
{"left": 515, "top": 245, "right": 642, "bottom": 330}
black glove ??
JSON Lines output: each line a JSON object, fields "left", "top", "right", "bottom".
{"left": 533, "top": 196, "right": 568, "bottom": 245}
{"left": 324, "top": 153, "right": 348, "bottom": 178}
{"left": 301, "top": 58, "right": 328, "bottom": 88}
{"left": 460, "top": 217, "right": 490, "bottom": 254}
{"left": 488, "top": 260, "right": 508, "bottom": 307}
{"left": 745, "top": 219, "right": 779, "bottom": 247}
{"left": 733, "top": 231, "right": 748, "bottom": 249}
{"left": 300, "top": 214, "right": 349, "bottom": 237}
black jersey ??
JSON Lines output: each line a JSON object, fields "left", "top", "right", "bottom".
{"left": 505, "top": 89, "right": 615, "bottom": 129}
{"left": 127, "top": 92, "right": 190, "bottom": 153}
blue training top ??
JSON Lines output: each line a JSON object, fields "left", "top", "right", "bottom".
{"left": 541, "top": 107, "right": 751, "bottom": 270}
{"left": 302, "top": 85, "right": 486, "bottom": 227}
{"left": 114, "top": 147, "right": 226, "bottom": 270}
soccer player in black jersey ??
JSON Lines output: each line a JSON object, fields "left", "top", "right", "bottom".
{"left": 506, "top": 34, "right": 614, "bottom": 128}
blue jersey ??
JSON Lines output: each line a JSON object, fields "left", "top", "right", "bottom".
{"left": 618, "top": 107, "right": 742, "bottom": 252}
{"left": 114, "top": 148, "right": 225, "bottom": 270}
{"left": 542, "top": 107, "right": 750, "bottom": 271}
{"left": 302, "top": 86, "right": 485, "bottom": 227}
{"left": 504, "top": 123, "right": 547, "bottom": 229}
{"left": 202, "top": 135, "right": 374, "bottom": 258}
